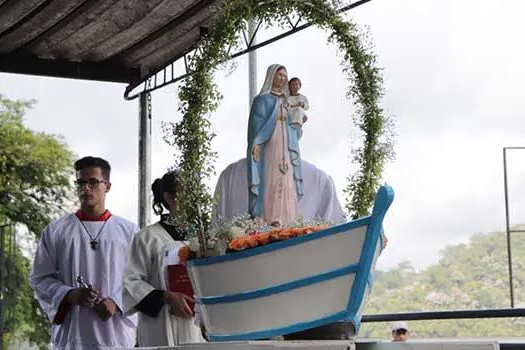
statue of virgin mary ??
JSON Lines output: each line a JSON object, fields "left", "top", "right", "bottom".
{"left": 247, "top": 64, "right": 303, "bottom": 225}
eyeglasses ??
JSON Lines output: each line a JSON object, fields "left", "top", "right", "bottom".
{"left": 75, "top": 178, "right": 107, "bottom": 189}
{"left": 395, "top": 329, "right": 407, "bottom": 335}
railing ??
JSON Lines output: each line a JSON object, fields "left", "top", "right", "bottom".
{"left": 362, "top": 308, "right": 525, "bottom": 322}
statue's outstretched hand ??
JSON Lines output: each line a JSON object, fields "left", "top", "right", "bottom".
{"left": 252, "top": 145, "right": 261, "bottom": 162}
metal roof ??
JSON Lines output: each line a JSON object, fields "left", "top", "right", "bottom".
{"left": 0, "top": 0, "right": 219, "bottom": 84}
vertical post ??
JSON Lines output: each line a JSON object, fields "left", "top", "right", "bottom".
{"left": 0, "top": 225, "right": 5, "bottom": 350}
{"left": 248, "top": 20, "right": 258, "bottom": 107}
{"left": 138, "top": 86, "right": 152, "bottom": 229}
{"left": 502, "top": 147, "right": 515, "bottom": 308}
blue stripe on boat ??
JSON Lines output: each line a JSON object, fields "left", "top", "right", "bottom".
{"left": 209, "top": 310, "right": 349, "bottom": 341}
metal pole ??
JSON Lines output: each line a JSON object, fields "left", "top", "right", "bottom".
{"left": 503, "top": 147, "right": 515, "bottom": 308}
{"left": 0, "top": 225, "right": 5, "bottom": 350}
{"left": 361, "top": 308, "right": 525, "bottom": 322}
{"left": 248, "top": 20, "right": 258, "bottom": 107}
{"left": 138, "top": 87, "right": 152, "bottom": 229}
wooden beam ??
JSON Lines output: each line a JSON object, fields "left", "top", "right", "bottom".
{"left": 0, "top": 55, "right": 140, "bottom": 83}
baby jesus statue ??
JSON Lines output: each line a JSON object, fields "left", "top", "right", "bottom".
{"left": 287, "top": 77, "right": 309, "bottom": 139}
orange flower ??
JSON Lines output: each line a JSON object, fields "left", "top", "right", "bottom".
{"left": 246, "top": 235, "right": 259, "bottom": 248}
{"left": 229, "top": 237, "right": 248, "bottom": 251}
{"left": 279, "top": 229, "right": 295, "bottom": 239}
{"left": 178, "top": 246, "right": 192, "bottom": 263}
{"left": 256, "top": 232, "right": 272, "bottom": 245}
{"left": 291, "top": 227, "right": 304, "bottom": 236}
{"left": 225, "top": 224, "right": 331, "bottom": 253}
{"left": 270, "top": 229, "right": 283, "bottom": 242}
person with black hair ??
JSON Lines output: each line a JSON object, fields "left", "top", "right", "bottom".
{"left": 123, "top": 170, "right": 205, "bottom": 347}
{"left": 30, "top": 156, "right": 138, "bottom": 349}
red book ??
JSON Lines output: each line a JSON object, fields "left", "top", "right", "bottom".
{"left": 167, "top": 264, "right": 195, "bottom": 312}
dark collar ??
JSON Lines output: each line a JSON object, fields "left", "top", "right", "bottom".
{"left": 159, "top": 214, "right": 187, "bottom": 241}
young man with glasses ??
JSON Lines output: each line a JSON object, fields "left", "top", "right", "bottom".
{"left": 391, "top": 321, "right": 410, "bottom": 342}
{"left": 30, "top": 156, "right": 138, "bottom": 349}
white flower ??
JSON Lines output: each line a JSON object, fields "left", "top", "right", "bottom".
{"left": 188, "top": 238, "right": 200, "bottom": 253}
{"left": 228, "top": 226, "right": 246, "bottom": 239}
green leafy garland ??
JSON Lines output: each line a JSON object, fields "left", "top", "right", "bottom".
{"left": 166, "top": 0, "right": 394, "bottom": 230}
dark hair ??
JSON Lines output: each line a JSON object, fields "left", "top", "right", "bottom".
{"left": 74, "top": 156, "right": 111, "bottom": 180}
{"left": 152, "top": 170, "right": 183, "bottom": 215}
{"left": 289, "top": 77, "right": 301, "bottom": 86}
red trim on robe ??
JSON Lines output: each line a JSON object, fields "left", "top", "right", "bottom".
{"left": 53, "top": 297, "right": 71, "bottom": 325}
{"left": 75, "top": 209, "right": 112, "bottom": 221}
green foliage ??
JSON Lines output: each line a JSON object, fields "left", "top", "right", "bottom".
{"left": 166, "top": 0, "right": 394, "bottom": 228}
{"left": 0, "top": 94, "right": 76, "bottom": 348}
{"left": 361, "top": 227, "right": 525, "bottom": 338}
{"left": 0, "top": 94, "right": 75, "bottom": 236}
{"left": 1, "top": 228, "right": 50, "bottom": 350}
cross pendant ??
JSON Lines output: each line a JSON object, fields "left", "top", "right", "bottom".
{"left": 90, "top": 240, "right": 98, "bottom": 250}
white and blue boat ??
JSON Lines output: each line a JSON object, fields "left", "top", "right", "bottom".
{"left": 186, "top": 185, "right": 394, "bottom": 341}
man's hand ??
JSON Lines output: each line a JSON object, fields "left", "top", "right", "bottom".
{"left": 94, "top": 298, "right": 118, "bottom": 321}
{"left": 66, "top": 288, "right": 100, "bottom": 308}
{"left": 164, "top": 292, "right": 194, "bottom": 318}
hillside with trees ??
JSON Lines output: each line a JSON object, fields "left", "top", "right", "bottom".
{"left": 361, "top": 226, "right": 525, "bottom": 339}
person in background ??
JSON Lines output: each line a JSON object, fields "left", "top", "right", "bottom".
{"left": 391, "top": 321, "right": 410, "bottom": 342}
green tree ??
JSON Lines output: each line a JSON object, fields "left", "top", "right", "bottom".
{"left": 0, "top": 94, "right": 75, "bottom": 235}
{"left": 0, "top": 94, "right": 75, "bottom": 349}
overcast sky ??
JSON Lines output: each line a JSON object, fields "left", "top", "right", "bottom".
{"left": 1, "top": 0, "right": 525, "bottom": 271}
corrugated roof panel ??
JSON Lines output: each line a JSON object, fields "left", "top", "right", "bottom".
{"left": 0, "top": 0, "right": 46, "bottom": 36}
{"left": 118, "top": 4, "right": 213, "bottom": 66}
{"left": 0, "top": 0, "right": 86, "bottom": 54}
{"left": 24, "top": 1, "right": 122, "bottom": 58}
{"left": 0, "top": 0, "right": 221, "bottom": 83}
{"left": 47, "top": 0, "right": 187, "bottom": 61}
{"left": 83, "top": 0, "right": 199, "bottom": 62}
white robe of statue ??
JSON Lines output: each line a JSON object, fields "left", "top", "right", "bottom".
{"left": 123, "top": 223, "right": 205, "bottom": 346}
{"left": 214, "top": 158, "right": 347, "bottom": 223}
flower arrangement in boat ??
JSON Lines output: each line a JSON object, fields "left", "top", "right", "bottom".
{"left": 227, "top": 225, "right": 329, "bottom": 251}
{"left": 178, "top": 214, "right": 333, "bottom": 263}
